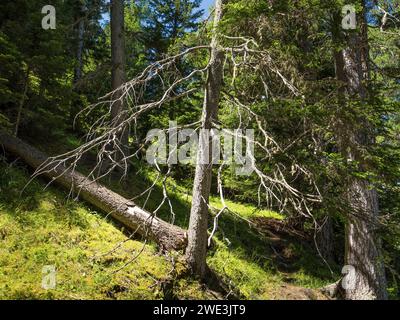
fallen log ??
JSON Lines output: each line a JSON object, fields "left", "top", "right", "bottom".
{"left": 0, "top": 131, "right": 187, "bottom": 250}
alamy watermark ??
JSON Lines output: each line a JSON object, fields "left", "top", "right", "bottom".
{"left": 342, "top": 5, "right": 357, "bottom": 30}
{"left": 341, "top": 265, "right": 356, "bottom": 290}
{"left": 145, "top": 121, "right": 255, "bottom": 176}
{"left": 40, "top": 4, "right": 356, "bottom": 31}
{"left": 41, "top": 265, "right": 56, "bottom": 289}
{"left": 41, "top": 5, "right": 56, "bottom": 30}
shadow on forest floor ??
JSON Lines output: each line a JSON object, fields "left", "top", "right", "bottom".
{"left": 6, "top": 127, "right": 339, "bottom": 297}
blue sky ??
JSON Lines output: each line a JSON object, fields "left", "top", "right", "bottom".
{"left": 101, "top": 0, "right": 215, "bottom": 24}
{"left": 200, "top": 0, "right": 214, "bottom": 15}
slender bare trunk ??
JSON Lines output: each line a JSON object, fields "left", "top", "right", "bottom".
{"left": 14, "top": 65, "right": 30, "bottom": 137}
{"left": 108, "top": 0, "right": 129, "bottom": 170}
{"left": 71, "top": 5, "right": 86, "bottom": 128}
{"left": 185, "top": 0, "right": 225, "bottom": 278}
{"left": 333, "top": 4, "right": 387, "bottom": 299}
{"left": 74, "top": 8, "right": 85, "bottom": 84}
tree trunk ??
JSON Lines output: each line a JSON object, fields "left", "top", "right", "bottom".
{"left": 316, "top": 216, "right": 334, "bottom": 262}
{"left": 74, "top": 7, "right": 85, "bottom": 85}
{"left": 185, "top": 0, "right": 225, "bottom": 278}
{"left": 0, "top": 131, "right": 187, "bottom": 251}
{"left": 70, "top": 4, "right": 86, "bottom": 128}
{"left": 108, "top": 0, "right": 129, "bottom": 170}
{"left": 333, "top": 3, "right": 387, "bottom": 300}
{"left": 14, "top": 65, "right": 30, "bottom": 137}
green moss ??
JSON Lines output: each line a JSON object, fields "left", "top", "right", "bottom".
{"left": 0, "top": 154, "right": 337, "bottom": 300}
{"left": 0, "top": 160, "right": 205, "bottom": 300}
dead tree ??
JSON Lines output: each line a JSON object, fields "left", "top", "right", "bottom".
{"left": 0, "top": 131, "right": 187, "bottom": 251}
{"left": 185, "top": 0, "right": 226, "bottom": 278}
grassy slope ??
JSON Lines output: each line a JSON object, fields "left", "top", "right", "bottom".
{"left": 0, "top": 131, "right": 336, "bottom": 299}
{"left": 0, "top": 161, "right": 212, "bottom": 299}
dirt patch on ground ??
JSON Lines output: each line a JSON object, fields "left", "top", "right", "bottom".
{"left": 269, "top": 284, "right": 330, "bottom": 300}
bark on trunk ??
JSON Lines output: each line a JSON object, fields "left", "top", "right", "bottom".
{"left": 0, "top": 131, "right": 187, "bottom": 251}
{"left": 333, "top": 4, "right": 387, "bottom": 300}
{"left": 185, "top": 0, "right": 225, "bottom": 278}
{"left": 316, "top": 217, "right": 334, "bottom": 262}
{"left": 109, "top": 0, "right": 129, "bottom": 164}
{"left": 14, "top": 66, "right": 30, "bottom": 137}
{"left": 344, "top": 178, "right": 387, "bottom": 299}
{"left": 74, "top": 8, "right": 85, "bottom": 85}
{"left": 71, "top": 5, "right": 86, "bottom": 128}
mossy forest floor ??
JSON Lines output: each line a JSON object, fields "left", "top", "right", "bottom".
{"left": 0, "top": 132, "right": 337, "bottom": 299}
